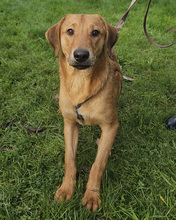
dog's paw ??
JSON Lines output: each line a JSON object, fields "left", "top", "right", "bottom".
{"left": 82, "top": 189, "right": 101, "bottom": 212}
{"left": 55, "top": 184, "right": 74, "bottom": 203}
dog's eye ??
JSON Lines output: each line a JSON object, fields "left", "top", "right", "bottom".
{"left": 67, "top": 28, "right": 74, "bottom": 36}
{"left": 91, "top": 30, "right": 100, "bottom": 37}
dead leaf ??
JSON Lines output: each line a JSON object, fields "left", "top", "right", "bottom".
{"left": 96, "top": 138, "right": 100, "bottom": 146}
{"left": 27, "top": 126, "right": 46, "bottom": 133}
{"left": 22, "top": 45, "right": 27, "bottom": 50}
{"left": 123, "top": 75, "right": 135, "bottom": 82}
{"left": 53, "top": 94, "right": 60, "bottom": 100}
{"left": 57, "top": 109, "right": 61, "bottom": 115}
{"left": 2, "top": 119, "right": 15, "bottom": 129}
{"left": 166, "top": 28, "right": 176, "bottom": 33}
{"left": 82, "top": 166, "right": 91, "bottom": 173}
{"left": 1, "top": 146, "right": 15, "bottom": 152}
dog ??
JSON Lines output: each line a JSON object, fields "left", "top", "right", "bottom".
{"left": 45, "top": 14, "right": 122, "bottom": 212}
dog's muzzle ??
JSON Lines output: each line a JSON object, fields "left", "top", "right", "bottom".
{"left": 74, "top": 49, "right": 90, "bottom": 63}
{"left": 71, "top": 49, "right": 92, "bottom": 70}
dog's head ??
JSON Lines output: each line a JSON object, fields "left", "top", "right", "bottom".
{"left": 45, "top": 14, "right": 118, "bottom": 70}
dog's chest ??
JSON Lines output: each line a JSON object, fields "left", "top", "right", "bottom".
{"left": 60, "top": 95, "right": 99, "bottom": 125}
{"left": 61, "top": 104, "right": 92, "bottom": 125}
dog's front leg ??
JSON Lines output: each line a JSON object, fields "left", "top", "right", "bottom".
{"left": 82, "top": 121, "right": 119, "bottom": 212}
{"left": 56, "top": 119, "right": 79, "bottom": 202}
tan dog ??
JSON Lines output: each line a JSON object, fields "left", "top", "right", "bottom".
{"left": 45, "top": 14, "right": 122, "bottom": 212}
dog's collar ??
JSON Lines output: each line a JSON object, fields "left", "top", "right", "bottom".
{"left": 109, "top": 55, "right": 114, "bottom": 61}
{"left": 75, "top": 96, "right": 93, "bottom": 122}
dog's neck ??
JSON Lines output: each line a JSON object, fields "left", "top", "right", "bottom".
{"left": 59, "top": 52, "right": 109, "bottom": 105}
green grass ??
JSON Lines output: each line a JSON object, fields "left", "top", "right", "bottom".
{"left": 0, "top": 0, "right": 176, "bottom": 219}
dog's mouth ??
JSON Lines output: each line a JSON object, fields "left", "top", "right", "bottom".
{"left": 73, "top": 65, "right": 91, "bottom": 70}
{"left": 68, "top": 54, "right": 94, "bottom": 70}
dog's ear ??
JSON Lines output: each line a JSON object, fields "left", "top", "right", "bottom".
{"left": 107, "top": 24, "right": 118, "bottom": 54}
{"left": 96, "top": 15, "right": 118, "bottom": 56}
{"left": 45, "top": 17, "right": 65, "bottom": 58}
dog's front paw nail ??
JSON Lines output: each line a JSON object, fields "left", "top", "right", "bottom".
{"left": 82, "top": 189, "right": 101, "bottom": 212}
{"left": 56, "top": 185, "right": 73, "bottom": 202}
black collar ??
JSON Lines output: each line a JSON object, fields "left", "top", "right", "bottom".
{"left": 109, "top": 55, "right": 114, "bottom": 61}
{"left": 75, "top": 96, "right": 93, "bottom": 122}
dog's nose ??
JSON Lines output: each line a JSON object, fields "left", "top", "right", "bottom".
{"left": 74, "top": 49, "right": 90, "bottom": 63}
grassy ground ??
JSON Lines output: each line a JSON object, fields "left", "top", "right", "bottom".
{"left": 0, "top": 0, "right": 176, "bottom": 219}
